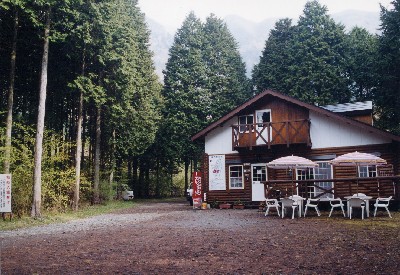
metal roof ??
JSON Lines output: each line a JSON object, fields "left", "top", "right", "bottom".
{"left": 321, "top": 101, "right": 372, "bottom": 113}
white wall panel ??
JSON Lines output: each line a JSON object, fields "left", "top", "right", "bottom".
{"left": 205, "top": 117, "right": 238, "bottom": 155}
{"left": 310, "top": 111, "right": 390, "bottom": 149}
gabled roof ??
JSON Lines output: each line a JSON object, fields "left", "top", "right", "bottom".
{"left": 191, "top": 89, "right": 400, "bottom": 142}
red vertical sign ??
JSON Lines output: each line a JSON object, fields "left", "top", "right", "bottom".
{"left": 192, "top": 171, "right": 202, "bottom": 209}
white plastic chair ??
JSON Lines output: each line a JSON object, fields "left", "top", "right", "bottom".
{"left": 328, "top": 198, "right": 346, "bottom": 217}
{"left": 348, "top": 198, "right": 366, "bottom": 219}
{"left": 265, "top": 199, "right": 280, "bottom": 217}
{"left": 373, "top": 196, "right": 392, "bottom": 218}
{"left": 304, "top": 198, "right": 321, "bottom": 217}
{"left": 280, "top": 198, "right": 299, "bottom": 219}
{"left": 352, "top": 193, "right": 366, "bottom": 197}
{"left": 289, "top": 195, "right": 304, "bottom": 217}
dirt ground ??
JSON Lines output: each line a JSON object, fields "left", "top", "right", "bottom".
{"left": 1, "top": 199, "right": 399, "bottom": 274}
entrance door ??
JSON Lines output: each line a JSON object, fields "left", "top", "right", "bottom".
{"left": 255, "top": 109, "right": 271, "bottom": 145}
{"left": 251, "top": 163, "right": 267, "bottom": 201}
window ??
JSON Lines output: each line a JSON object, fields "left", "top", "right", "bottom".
{"left": 255, "top": 109, "right": 272, "bottom": 144}
{"left": 314, "top": 162, "right": 333, "bottom": 199}
{"left": 296, "top": 162, "right": 333, "bottom": 199}
{"left": 256, "top": 110, "right": 271, "bottom": 126}
{"left": 238, "top": 115, "right": 253, "bottom": 133}
{"left": 252, "top": 165, "right": 266, "bottom": 182}
{"left": 296, "top": 168, "right": 314, "bottom": 197}
{"left": 296, "top": 168, "right": 314, "bottom": 180}
{"left": 359, "top": 165, "right": 377, "bottom": 177}
{"left": 229, "top": 165, "right": 243, "bottom": 189}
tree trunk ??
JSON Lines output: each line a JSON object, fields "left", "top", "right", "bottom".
{"left": 93, "top": 106, "right": 101, "bottom": 204}
{"left": 184, "top": 157, "right": 189, "bottom": 192}
{"left": 109, "top": 129, "right": 116, "bottom": 200}
{"left": 132, "top": 156, "right": 138, "bottom": 197}
{"left": 4, "top": 8, "right": 18, "bottom": 174}
{"left": 73, "top": 89, "right": 84, "bottom": 210}
{"left": 155, "top": 159, "right": 160, "bottom": 198}
{"left": 31, "top": 6, "right": 51, "bottom": 218}
{"left": 145, "top": 166, "right": 150, "bottom": 197}
{"left": 138, "top": 160, "right": 144, "bottom": 198}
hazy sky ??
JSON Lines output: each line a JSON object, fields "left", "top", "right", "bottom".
{"left": 138, "top": 0, "right": 392, "bottom": 32}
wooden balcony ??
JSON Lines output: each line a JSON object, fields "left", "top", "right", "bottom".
{"left": 232, "top": 119, "right": 311, "bottom": 149}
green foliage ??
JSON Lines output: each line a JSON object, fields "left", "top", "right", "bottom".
{"left": 41, "top": 134, "right": 76, "bottom": 212}
{"left": 345, "top": 27, "right": 379, "bottom": 101}
{"left": 253, "top": 0, "right": 350, "bottom": 105}
{"left": 202, "top": 14, "right": 251, "bottom": 118}
{"left": 374, "top": 0, "right": 400, "bottom": 134}
{"left": 98, "top": 180, "right": 113, "bottom": 202}
{"left": 0, "top": 124, "right": 34, "bottom": 216}
{"left": 81, "top": 0, "right": 162, "bottom": 157}
{"left": 160, "top": 12, "right": 250, "bottom": 172}
{"left": 0, "top": 124, "right": 76, "bottom": 215}
{"left": 252, "top": 18, "right": 295, "bottom": 94}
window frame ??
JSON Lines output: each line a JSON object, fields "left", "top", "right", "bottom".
{"left": 229, "top": 165, "right": 244, "bottom": 189}
{"left": 358, "top": 165, "right": 377, "bottom": 178}
{"left": 313, "top": 161, "right": 334, "bottom": 199}
{"left": 238, "top": 115, "right": 254, "bottom": 133}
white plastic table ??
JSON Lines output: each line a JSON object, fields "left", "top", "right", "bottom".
{"left": 344, "top": 195, "right": 373, "bottom": 217}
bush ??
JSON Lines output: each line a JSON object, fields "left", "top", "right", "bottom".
{"left": 1, "top": 124, "right": 76, "bottom": 215}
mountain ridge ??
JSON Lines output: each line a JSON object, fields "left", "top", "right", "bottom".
{"left": 147, "top": 10, "right": 381, "bottom": 80}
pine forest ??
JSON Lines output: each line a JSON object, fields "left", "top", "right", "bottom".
{"left": 0, "top": 0, "right": 399, "bottom": 217}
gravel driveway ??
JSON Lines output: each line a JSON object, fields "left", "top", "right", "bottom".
{"left": 1, "top": 199, "right": 399, "bottom": 274}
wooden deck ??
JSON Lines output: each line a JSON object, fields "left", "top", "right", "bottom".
{"left": 264, "top": 176, "right": 400, "bottom": 200}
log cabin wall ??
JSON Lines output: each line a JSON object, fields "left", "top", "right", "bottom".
{"left": 251, "top": 96, "right": 309, "bottom": 122}
{"left": 201, "top": 142, "right": 399, "bottom": 203}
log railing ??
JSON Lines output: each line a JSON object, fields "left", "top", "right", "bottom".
{"left": 264, "top": 176, "right": 400, "bottom": 200}
{"left": 232, "top": 119, "right": 311, "bottom": 149}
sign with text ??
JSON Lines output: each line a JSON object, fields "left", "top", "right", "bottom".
{"left": 192, "top": 171, "right": 202, "bottom": 209}
{"left": 0, "top": 174, "right": 12, "bottom": 212}
{"left": 209, "top": 155, "right": 226, "bottom": 190}
{"left": 192, "top": 171, "right": 202, "bottom": 199}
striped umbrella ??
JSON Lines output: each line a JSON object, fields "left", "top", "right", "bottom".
{"left": 330, "top": 151, "right": 387, "bottom": 195}
{"left": 267, "top": 155, "right": 318, "bottom": 169}
{"left": 329, "top": 151, "right": 387, "bottom": 166}
{"left": 267, "top": 155, "right": 317, "bottom": 197}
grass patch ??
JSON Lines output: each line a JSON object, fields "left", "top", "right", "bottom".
{"left": 309, "top": 210, "right": 400, "bottom": 229}
{"left": 339, "top": 211, "right": 400, "bottom": 228}
{"left": 0, "top": 200, "right": 136, "bottom": 231}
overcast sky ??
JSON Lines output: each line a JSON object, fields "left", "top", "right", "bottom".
{"left": 138, "top": 0, "right": 392, "bottom": 32}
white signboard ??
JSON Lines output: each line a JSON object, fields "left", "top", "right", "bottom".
{"left": 209, "top": 155, "right": 226, "bottom": 190}
{"left": 0, "top": 174, "right": 12, "bottom": 212}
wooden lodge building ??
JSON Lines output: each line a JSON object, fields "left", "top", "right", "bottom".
{"left": 191, "top": 90, "right": 400, "bottom": 205}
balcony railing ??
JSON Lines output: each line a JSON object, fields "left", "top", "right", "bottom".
{"left": 232, "top": 119, "right": 311, "bottom": 149}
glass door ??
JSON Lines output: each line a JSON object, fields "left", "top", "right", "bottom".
{"left": 255, "top": 109, "right": 271, "bottom": 145}
{"left": 251, "top": 163, "right": 267, "bottom": 201}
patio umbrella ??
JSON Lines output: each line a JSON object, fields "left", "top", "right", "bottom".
{"left": 329, "top": 151, "right": 387, "bottom": 167}
{"left": 329, "top": 151, "right": 387, "bottom": 194}
{"left": 267, "top": 155, "right": 318, "bottom": 196}
{"left": 267, "top": 155, "right": 318, "bottom": 169}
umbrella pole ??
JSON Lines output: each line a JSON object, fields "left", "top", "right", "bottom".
{"left": 290, "top": 168, "right": 294, "bottom": 196}
{"left": 356, "top": 166, "right": 359, "bottom": 194}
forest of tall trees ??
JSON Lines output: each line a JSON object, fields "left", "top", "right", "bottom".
{"left": 0, "top": 0, "right": 399, "bottom": 217}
